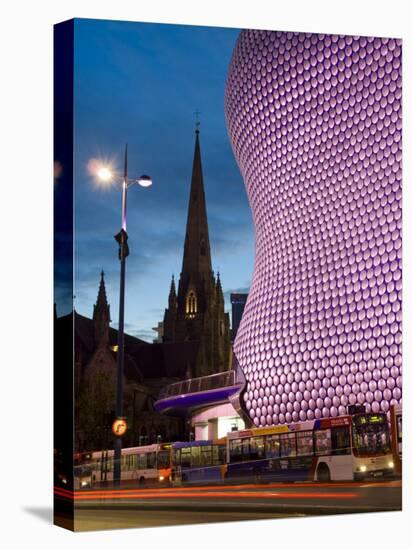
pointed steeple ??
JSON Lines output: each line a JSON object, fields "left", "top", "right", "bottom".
{"left": 162, "top": 125, "right": 231, "bottom": 375}
{"left": 181, "top": 127, "right": 213, "bottom": 281}
{"left": 93, "top": 270, "right": 110, "bottom": 346}
{"left": 96, "top": 270, "right": 108, "bottom": 307}
{"left": 168, "top": 274, "right": 177, "bottom": 309}
{"left": 216, "top": 271, "right": 224, "bottom": 305}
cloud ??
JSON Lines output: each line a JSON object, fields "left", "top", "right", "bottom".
{"left": 131, "top": 328, "right": 156, "bottom": 343}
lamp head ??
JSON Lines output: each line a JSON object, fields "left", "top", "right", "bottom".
{"left": 137, "top": 174, "right": 152, "bottom": 187}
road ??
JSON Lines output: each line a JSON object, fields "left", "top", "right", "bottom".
{"left": 55, "top": 480, "right": 402, "bottom": 531}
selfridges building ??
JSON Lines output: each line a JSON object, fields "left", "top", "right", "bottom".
{"left": 225, "top": 31, "right": 402, "bottom": 427}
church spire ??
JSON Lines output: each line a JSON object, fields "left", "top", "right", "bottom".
{"left": 93, "top": 270, "right": 110, "bottom": 346}
{"left": 216, "top": 271, "right": 224, "bottom": 305}
{"left": 168, "top": 274, "right": 177, "bottom": 309}
{"left": 96, "top": 270, "right": 108, "bottom": 307}
{"left": 162, "top": 126, "right": 231, "bottom": 375}
{"left": 180, "top": 126, "right": 212, "bottom": 280}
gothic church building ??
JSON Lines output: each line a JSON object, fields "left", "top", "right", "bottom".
{"left": 163, "top": 128, "right": 231, "bottom": 377}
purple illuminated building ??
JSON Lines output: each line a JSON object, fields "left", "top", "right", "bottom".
{"left": 225, "top": 31, "right": 402, "bottom": 426}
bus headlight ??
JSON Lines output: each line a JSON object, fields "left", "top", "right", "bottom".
{"left": 360, "top": 465, "right": 367, "bottom": 473}
{"left": 388, "top": 461, "right": 394, "bottom": 469}
{"left": 81, "top": 481, "right": 89, "bottom": 487}
{"left": 158, "top": 476, "right": 165, "bottom": 482}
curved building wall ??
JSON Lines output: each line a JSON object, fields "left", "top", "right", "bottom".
{"left": 225, "top": 31, "right": 402, "bottom": 426}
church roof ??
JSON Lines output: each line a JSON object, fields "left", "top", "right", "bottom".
{"left": 56, "top": 311, "right": 200, "bottom": 384}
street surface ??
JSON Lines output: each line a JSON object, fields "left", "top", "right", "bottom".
{"left": 55, "top": 479, "right": 401, "bottom": 531}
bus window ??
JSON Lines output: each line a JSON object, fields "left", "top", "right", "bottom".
{"left": 250, "top": 437, "right": 265, "bottom": 460}
{"left": 353, "top": 422, "right": 391, "bottom": 456}
{"left": 212, "top": 445, "right": 220, "bottom": 465}
{"left": 314, "top": 429, "right": 332, "bottom": 455}
{"left": 229, "top": 439, "right": 243, "bottom": 463}
{"left": 331, "top": 426, "right": 350, "bottom": 455}
{"left": 242, "top": 438, "right": 251, "bottom": 461}
{"left": 266, "top": 435, "right": 280, "bottom": 458}
{"left": 181, "top": 448, "right": 191, "bottom": 468}
{"left": 138, "top": 454, "right": 147, "bottom": 469}
{"left": 397, "top": 416, "right": 402, "bottom": 443}
{"left": 191, "top": 446, "right": 201, "bottom": 467}
{"left": 147, "top": 452, "right": 156, "bottom": 469}
{"left": 218, "top": 445, "right": 226, "bottom": 465}
{"left": 201, "top": 445, "right": 212, "bottom": 466}
{"left": 296, "top": 431, "right": 313, "bottom": 456}
{"left": 280, "top": 433, "right": 297, "bottom": 457}
{"left": 172, "top": 449, "right": 180, "bottom": 467}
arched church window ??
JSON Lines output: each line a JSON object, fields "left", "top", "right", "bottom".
{"left": 185, "top": 290, "right": 197, "bottom": 318}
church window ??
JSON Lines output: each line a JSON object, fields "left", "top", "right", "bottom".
{"left": 186, "top": 290, "right": 197, "bottom": 318}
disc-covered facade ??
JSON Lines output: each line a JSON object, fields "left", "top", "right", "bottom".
{"left": 225, "top": 31, "right": 402, "bottom": 426}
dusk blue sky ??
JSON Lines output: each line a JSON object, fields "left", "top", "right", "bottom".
{"left": 71, "top": 18, "right": 254, "bottom": 342}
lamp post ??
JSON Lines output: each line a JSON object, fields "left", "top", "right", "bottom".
{"left": 95, "top": 145, "right": 152, "bottom": 487}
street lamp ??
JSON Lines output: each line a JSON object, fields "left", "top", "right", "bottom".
{"left": 95, "top": 145, "right": 152, "bottom": 487}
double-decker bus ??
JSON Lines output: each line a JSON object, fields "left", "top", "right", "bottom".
{"left": 90, "top": 443, "right": 172, "bottom": 487}
{"left": 171, "top": 439, "right": 227, "bottom": 484}
{"left": 226, "top": 412, "right": 394, "bottom": 482}
{"left": 390, "top": 403, "right": 402, "bottom": 475}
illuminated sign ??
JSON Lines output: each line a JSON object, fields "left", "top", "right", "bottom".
{"left": 353, "top": 414, "right": 385, "bottom": 426}
{"left": 112, "top": 418, "right": 127, "bottom": 437}
{"left": 369, "top": 415, "right": 385, "bottom": 424}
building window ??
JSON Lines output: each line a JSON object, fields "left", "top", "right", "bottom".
{"left": 186, "top": 290, "right": 197, "bottom": 318}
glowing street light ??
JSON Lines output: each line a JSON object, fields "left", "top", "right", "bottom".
{"left": 92, "top": 145, "right": 152, "bottom": 487}
{"left": 95, "top": 163, "right": 152, "bottom": 189}
{"left": 97, "top": 166, "right": 113, "bottom": 182}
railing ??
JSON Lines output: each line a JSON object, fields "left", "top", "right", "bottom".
{"left": 158, "top": 370, "right": 239, "bottom": 400}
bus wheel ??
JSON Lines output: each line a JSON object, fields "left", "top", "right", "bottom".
{"left": 317, "top": 464, "right": 331, "bottom": 482}
{"left": 139, "top": 476, "right": 145, "bottom": 486}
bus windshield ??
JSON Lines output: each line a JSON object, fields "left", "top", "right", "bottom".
{"left": 353, "top": 422, "right": 391, "bottom": 456}
{"left": 157, "top": 450, "right": 170, "bottom": 469}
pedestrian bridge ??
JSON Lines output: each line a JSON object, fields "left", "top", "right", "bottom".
{"left": 154, "top": 369, "right": 244, "bottom": 416}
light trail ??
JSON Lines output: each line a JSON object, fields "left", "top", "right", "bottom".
{"left": 55, "top": 486, "right": 359, "bottom": 502}
{"left": 54, "top": 479, "right": 400, "bottom": 501}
